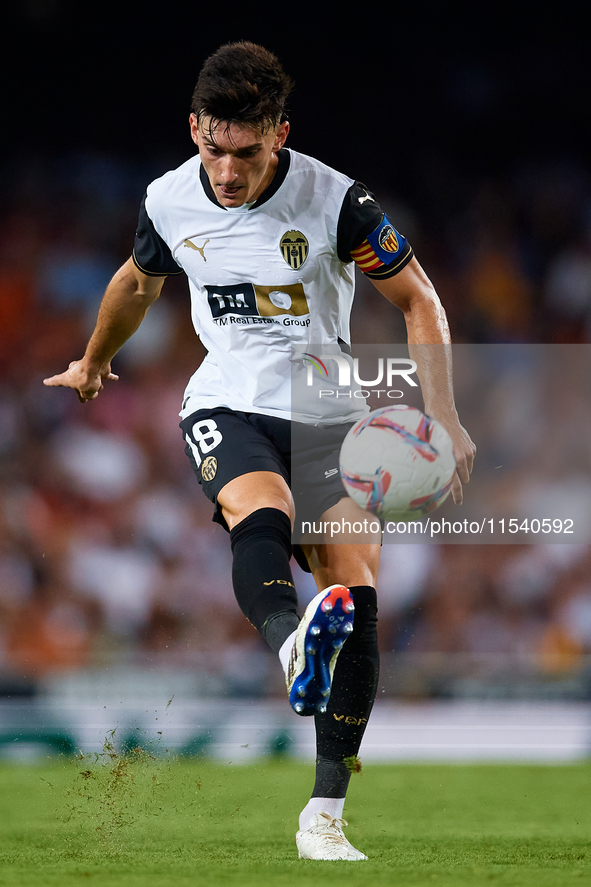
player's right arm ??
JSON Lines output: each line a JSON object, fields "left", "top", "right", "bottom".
{"left": 43, "top": 258, "right": 166, "bottom": 402}
{"left": 338, "top": 182, "right": 475, "bottom": 504}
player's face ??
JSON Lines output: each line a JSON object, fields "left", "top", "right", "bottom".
{"left": 190, "top": 115, "right": 289, "bottom": 207}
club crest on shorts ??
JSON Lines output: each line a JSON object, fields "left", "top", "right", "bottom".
{"left": 201, "top": 455, "right": 217, "bottom": 482}
{"left": 280, "top": 230, "right": 309, "bottom": 270}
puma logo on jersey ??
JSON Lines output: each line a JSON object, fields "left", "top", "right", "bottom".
{"left": 358, "top": 190, "right": 375, "bottom": 205}
{"left": 183, "top": 238, "right": 210, "bottom": 260}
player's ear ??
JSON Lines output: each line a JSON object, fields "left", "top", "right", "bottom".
{"left": 189, "top": 113, "right": 200, "bottom": 147}
{"left": 273, "top": 120, "right": 290, "bottom": 152}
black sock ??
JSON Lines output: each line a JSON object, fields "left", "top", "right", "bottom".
{"left": 229, "top": 508, "right": 300, "bottom": 653}
{"left": 313, "top": 586, "right": 379, "bottom": 777}
{"left": 311, "top": 755, "right": 352, "bottom": 799}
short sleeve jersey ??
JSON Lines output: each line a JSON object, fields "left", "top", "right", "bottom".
{"left": 133, "top": 148, "right": 413, "bottom": 424}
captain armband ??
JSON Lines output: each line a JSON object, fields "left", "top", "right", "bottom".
{"left": 351, "top": 214, "right": 413, "bottom": 280}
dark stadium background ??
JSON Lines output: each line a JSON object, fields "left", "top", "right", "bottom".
{"left": 1, "top": 3, "right": 591, "bottom": 757}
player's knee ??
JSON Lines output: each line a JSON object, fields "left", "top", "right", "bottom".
{"left": 219, "top": 472, "right": 293, "bottom": 531}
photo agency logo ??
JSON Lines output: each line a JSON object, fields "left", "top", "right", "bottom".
{"left": 302, "top": 352, "right": 419, "bottom": 400}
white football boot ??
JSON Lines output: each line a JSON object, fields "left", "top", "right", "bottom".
{"left": 296, "top": 812, "right": 368, "bottom": 861}
{"left": 286, "top": 585, "right": 354, "bottom": 716}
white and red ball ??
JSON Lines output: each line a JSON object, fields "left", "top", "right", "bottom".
{"left": 339, "top": 405, "right": 456, "bottom": 522}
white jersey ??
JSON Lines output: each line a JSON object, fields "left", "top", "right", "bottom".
{"left": 133, "top": 148, "right": 412, "bottom": 424}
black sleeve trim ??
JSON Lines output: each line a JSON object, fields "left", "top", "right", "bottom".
{"left": 364, "top": 243, "right": 414, "bottom": 279}
{"left": 131, "top": 250, "right": 182, "bottom": 277}
{"left": 132, "top": 194, "right": 184, "bottom": 277}
{"left": 339, "top": 182, "right": 413, "bottom": 280}
{"left": 336, "top": 182, "right": 384, "bottom": 263}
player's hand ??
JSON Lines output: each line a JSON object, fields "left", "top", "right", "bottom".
{"left": 444, "top": 420, "right": 476, "bottom": 506}
{"left": 43, "top": 360, "right": 119, "bottom": 403}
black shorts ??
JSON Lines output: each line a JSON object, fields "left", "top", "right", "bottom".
{"left": 180, "top": 407, "right": 353, "bottom": 540}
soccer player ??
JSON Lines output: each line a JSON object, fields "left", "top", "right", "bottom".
{"left": 44, "top": 42, "right": 475, "bottom": 860}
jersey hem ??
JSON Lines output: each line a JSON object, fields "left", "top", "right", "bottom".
{"left": 179, "top": 401, "right": 364, "bottom": 426}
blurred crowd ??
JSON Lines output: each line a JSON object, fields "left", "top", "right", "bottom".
{"left": 1, "top": 144, "right": 591, "bottom": 698}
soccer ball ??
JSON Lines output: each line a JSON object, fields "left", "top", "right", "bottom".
{"left": 339, "top": 405, "right": 456, "bottom": 522}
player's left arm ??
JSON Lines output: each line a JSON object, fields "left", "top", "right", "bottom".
{"left": 370, "top": 256, "right": 476, "bottom": 504}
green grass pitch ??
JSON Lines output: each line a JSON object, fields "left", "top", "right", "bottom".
{"left": 1, "top": 749, "right": 591, "bottom": 886}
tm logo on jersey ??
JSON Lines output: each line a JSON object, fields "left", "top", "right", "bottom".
{"left": 206, "top": 283, "right": 310, "bottom": 323}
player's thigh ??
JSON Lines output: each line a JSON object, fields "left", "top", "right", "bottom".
{"left": 180, "top": 408, "right": 292, "bottom": 530}
{"left": 303, "top": 496, "right": 381, "bottom": 591}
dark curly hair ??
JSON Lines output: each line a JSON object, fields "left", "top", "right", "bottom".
{"left": 190, "top": 42, "right": 294, "bottom": 137}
